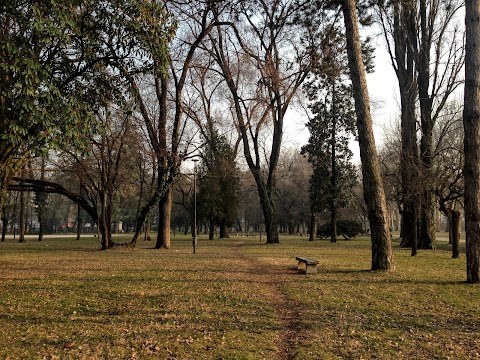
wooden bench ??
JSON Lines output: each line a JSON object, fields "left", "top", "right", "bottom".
{"left": 296, "top": 256, "right": 319, "bottom": 274}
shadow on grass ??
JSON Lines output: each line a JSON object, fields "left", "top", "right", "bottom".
{"left": 314, "top": 269, "right": 468, "bottom": 286}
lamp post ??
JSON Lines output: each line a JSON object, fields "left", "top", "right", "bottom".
{"left": 192, "top": 159, "right": 198, "bottom": 254}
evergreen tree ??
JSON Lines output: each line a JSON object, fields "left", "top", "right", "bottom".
{"left": 302, "top": 27, "right": 358, "bottom": 243}
{"left": 197, "top": 129, "right": 240, "bottom": 239}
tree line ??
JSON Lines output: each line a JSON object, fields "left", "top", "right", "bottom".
{"left": 2, "top": 0, "right": 479, "bottom": 282}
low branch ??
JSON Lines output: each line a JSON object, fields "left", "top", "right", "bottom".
{"left": 9, "top": 177, "right": 98, "bottom": 224}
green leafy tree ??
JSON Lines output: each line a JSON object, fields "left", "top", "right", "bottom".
{"left": 0, "top": 1, "right": 114, "bottom": 216}
{"left": 0, "top": 0, "right": 176, "bottom": 223}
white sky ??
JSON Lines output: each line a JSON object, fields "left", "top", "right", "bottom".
{"left": 283, "top": 41, "right": 400, "bottom": 164}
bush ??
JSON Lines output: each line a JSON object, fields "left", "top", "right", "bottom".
{"left": 316, "top": 223, "right": 331, "bottom": 239}
{"left": 316, "top": 220, "right": 363, "bottom": 240}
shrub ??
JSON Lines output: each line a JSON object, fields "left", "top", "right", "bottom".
{"left": 316, "top": 220, "right": 363, "bottom": 239}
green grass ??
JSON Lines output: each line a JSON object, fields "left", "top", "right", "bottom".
{"left": 0, "top": 234, "right": 479, "bottom": 359}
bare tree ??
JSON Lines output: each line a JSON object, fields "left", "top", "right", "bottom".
{"left": 108, "top": 1, "right": 222, "bottom": 248}
{"left": 432, "top": 103, "right": 463, "bottom": 258}
{"left": 208, "top": 0, "right": 318, "bottom": 243}
{"left": 416, "top": 0, "right": 464, "bottom": 250}
{"left": 275, "top": 150, "right": 310, "bottom": 235}
{"left": 377, "top": 1, "right": 419, "bottom": 252}
{"left": 378, "top": 0, "right": 465, "bottom": 251}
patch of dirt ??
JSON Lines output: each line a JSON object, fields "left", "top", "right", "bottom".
{"left": 229, "top": 242, "right": 307, "bottom": 360}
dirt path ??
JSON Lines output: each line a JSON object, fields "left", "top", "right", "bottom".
{"left": 229, "top": 242, "right": 306, "bottom": 360}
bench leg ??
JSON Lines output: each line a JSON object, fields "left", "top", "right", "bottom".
{"left": 305, "top": 263, "right": 317, "bottom": 274}
{"left": 297, "top": 261, "right": 306, "bottom": 271}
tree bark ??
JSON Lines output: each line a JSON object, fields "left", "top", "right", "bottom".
{"left": 451, "top": 209, "right": 460, "bottom": 259}
{"left": 463, "top": 0, "right": 480, "bottom": 283}
{"left": 156, "top": 188, "right": 172, "bottom": 249}
{"left": 417, "top": 0, "right": 436, "bottom": 250}
{"left": 391, "top": 1, "right": 419, "bottom": 251}
{"left": 309, "top": 212, "right": 316, "bottom": 241}
{"left": 0, "top": 181, "right": 5, "bottom": 222}
{"left": 130, "top": 174, "right": 175, "bottom": 247}
{"left": 331, "top": 87, "right": 337, "bottom": 244}
{"left": 330, "top": 205, "right": 337, "bottom": 243}
{"left": 447, "top": 211, "right": 453, "bottom": 244}
{"left": 76, "top": 179, "right": 81, "bottom": 241}
{"left": 99, "top": 191, "right": 113, "bottom": 250}
{"left": 19, "top": 187, "right": 25, "bottom": 243}
{"left": 143, "top": 220, "right": 151, "bottom": 241}
{"left": 342, "top": 0, "right": 394, "bottom": 271}
{"left": 209, "top": 216, "right": 215, "bottom": 240}
{"left": 419, "top": 190, "right": 436, "bottom": 249}
{"left": 255, "top": 176, "right": 279, "bottom": 244}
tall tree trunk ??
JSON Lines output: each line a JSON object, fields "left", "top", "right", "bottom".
{"left": 399, "top": 209, "right": 404, "bottom": 240}
{"left": 263, "top": 201, "right": 279, "bottom": 243}
{"left": 417, "top": 0, "right": 436, "bottom": 250}
{"left": 330, "top": 205, "right": 337, "bottom": 243}
{"left": 451, "top": 209, "right": 460, "bottom": 259}
{"left": 331, "top": 85, "right": 337, "bottom": 244}
{"left": 209, "top": 216, "right": 215, "bottom": 240}
{"left": 19, "top": 187, "right": 25, "bottom": 243}
{"left": 419, "top": 189, "right": 435, "bottom": 249}
{"left": 392, "top": 1, "right": 419, "bottom": 251}
{"left": 154, "top": 75, "right": 174, "bottom": 250}
{"left": 156, "top": 188, "right": 172, "bottom": 249}
{"left": 342, "top": 0, "right": 394, "bottom": 271}
{"left": 100, "top": 193, "right": 109, "bottom": 250}
{"left": 309, "top": 212, "right": 316, "bottom": 241}
{"left": 184, "top": 208, "right": 189, "bottom": 235}
{"left": 447, "top": 211, "right": 453, "bottom": 244}
{"left": 99, "top": 189, "right": 115, "bottom": 250}
{"left": 463, "top": 1, "right": 480, "bottom": 283}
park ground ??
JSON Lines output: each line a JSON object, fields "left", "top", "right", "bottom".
{"left": 0, "top": 234, "right": 479, "bottom": 359}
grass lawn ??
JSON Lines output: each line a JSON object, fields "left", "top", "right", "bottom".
{"left": 0, "top": 234, "right": 479, "bottom": 359}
